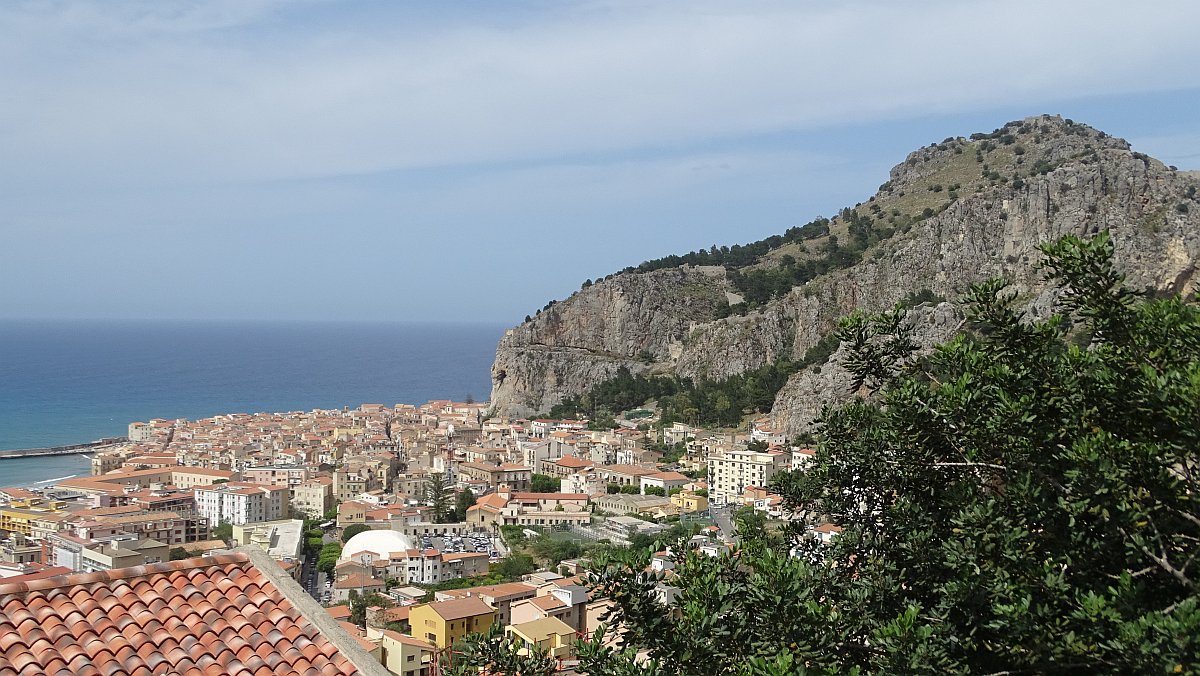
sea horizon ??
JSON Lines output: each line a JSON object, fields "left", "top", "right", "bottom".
{"left": 0, "top": 318, "right": 506, "bottom": 484}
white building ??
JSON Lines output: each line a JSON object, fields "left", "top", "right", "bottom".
{"left": 707, "top": 448, "right": 790, "bottom": 504}
{"left": 194, "top": 482, "right": 289, "bottom": 526}
{"left": 791, "top": 448, "right": 816, "bottom": 472}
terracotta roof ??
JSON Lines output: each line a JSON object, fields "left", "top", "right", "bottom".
{"left": 0, "top": 552, "right": 364, "bottom": 675}
{"left": 469, "top": 493, "right": 510, "bottom": 513}
{"left": 511, "top": 492, "right": 589, "bottom": 501}
{"left": 335, "top": 621, "right": 379, "bottom": 653}
{"left": 439, "top": 581, "right": 536, "bottom": 601}
{"left": 424, "top": 596, "right": 496, "bottom": 621}
{"left": 0, "top": 565, "right": 74, "bottom": 585}
{"left": 334, "top": 573, "right": 385, "bottom": 590}
{"left": 382, "top": 629, "right": 433, "bottom": 650}
{"left": 441, "top": 552, "right": 488, "bottom": 562}
{"left": 601, "top": 464, "right": 657, "bottom": 476}
{"left": 379, "top": 606, "right": 410, "bottom": 622}
{"left": 526, "top": 595, "right": 567, "bottom": 611}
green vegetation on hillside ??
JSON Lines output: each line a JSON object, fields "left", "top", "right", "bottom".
{"left": 613, "top": 117, "right": 1122, "bottom": 317}
{"left": 548, "top": 332, "right": 841, "bottom": 428}
{"left": 626, "top": 217, "right": 830, "bottom": 274}
{"left": 578, "top": 233, "right": 1200, "bottom": 674}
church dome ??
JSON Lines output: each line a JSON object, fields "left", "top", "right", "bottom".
{"left": 340, "top": 529, "right": 414, "bottom": 562}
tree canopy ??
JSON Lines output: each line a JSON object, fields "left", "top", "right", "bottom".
{"left": 341, "top": 523, "right": 372, "bottom": 543}
{"left": 425, "top": 472, "right": 455, "bottom": 523}
{"left": 578, "top": 233, "right": 1200, "bottom": 674}
{"left": 530, "top": 473, "right": 561, "bottom": 494}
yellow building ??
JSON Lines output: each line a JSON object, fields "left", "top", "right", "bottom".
{"left": 371, "top": 629, "right": 435, "bottom": 676}
{"left": 0, "top": 499, "right": 67, "bottom": 536}
{"left": 505, "top": 616, "right": 576, "bottom": 659}
{"left": 407, "top": 597, "right": 496, "bottom": 649}
{"left": 670, "top": 491, "right": 709, "bottom": 513}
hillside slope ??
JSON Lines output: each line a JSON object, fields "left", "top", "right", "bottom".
{"left": 490, "top": 115, "right": 1200, "bottom": 431}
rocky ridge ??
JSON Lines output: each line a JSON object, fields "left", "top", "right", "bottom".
{"left": 490, "top": 115, "right": 1200, "bottom": 433}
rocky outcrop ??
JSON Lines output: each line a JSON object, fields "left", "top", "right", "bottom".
{"left": 490, "top": 115, "right": 1200, "bottom": 429}
{"left": 771, "top": 302, "right": 964, "bottom": 435}
{"left": 490, "top": 266, "right": 731, "bottom": 416}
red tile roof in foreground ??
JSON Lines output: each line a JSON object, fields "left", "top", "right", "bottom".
{"left": 0, "top": 552, "right": 359, "bottom": 676}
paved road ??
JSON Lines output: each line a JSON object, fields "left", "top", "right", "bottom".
{"left": 710, "top": 506, "right": 738, "bottom": 545}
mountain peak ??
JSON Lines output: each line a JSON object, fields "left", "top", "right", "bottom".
{"left": 490, "top": 116, "right": 1200, "bottom": 422}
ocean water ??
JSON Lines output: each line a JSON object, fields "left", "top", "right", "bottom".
{"left": 0, "top": 319, "right": 506, "bottom": 486}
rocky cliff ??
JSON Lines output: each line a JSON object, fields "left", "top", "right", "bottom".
{"left": 490, "top": 115, "right": 1200, "bottom": 430}
{"left": 490, "top": 266, "right": 731, "bottom": 416}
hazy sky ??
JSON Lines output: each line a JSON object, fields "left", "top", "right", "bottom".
{"left": 4, "top": 0, "right": 1200, "bottom": 324}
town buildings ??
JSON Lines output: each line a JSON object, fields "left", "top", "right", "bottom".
{"left": 408, "top": 596, "right": 497, "bottom": 649}
{"left": 707, "top": 447, "right": 791, "bottom": 504}
{"left": 195, "top": 482, "right": 290, "bottom": 525}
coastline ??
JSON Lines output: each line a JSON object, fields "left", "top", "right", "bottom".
{"left": 0, "top": 453, "right": 93, "bottom": 489}
{"left": 0, "top": 437, "right": 127, "bottom": 459}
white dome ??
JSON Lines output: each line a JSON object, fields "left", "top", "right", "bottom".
{"left": 340, "top": 529, "right": 414, "bottom": 562}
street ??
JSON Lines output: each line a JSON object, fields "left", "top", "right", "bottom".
{"left": 710, "top": 506, "right": 738, "bottom": 544}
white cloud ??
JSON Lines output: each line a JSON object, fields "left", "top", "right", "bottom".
{"left": 2, "top": 0, "right": 1198, "bottom": 186}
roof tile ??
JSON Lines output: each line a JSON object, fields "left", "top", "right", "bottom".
{"left": 0, "top": 553, "right": 363, "bottom": 675}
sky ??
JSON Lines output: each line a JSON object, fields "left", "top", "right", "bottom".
{"left": 3, "top": 0, "right": 1200, "bottom": 324}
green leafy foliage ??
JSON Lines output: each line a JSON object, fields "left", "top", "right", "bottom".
{"left": 316, "top": 543, "right": 342, "bottom": 574}
{"left": 494, "top": 553, "right": 537, "bottom": 580}
{"left": 425, "top": 472, "right": 455, "bottom": 523}
{"left": 341, "top": 523, "right": 372, "bottom": 543}
{"left": 211, "top": 522, "right": 232, "bottom": 542}
{"left": 347, "top": 589, "right": 393, "bottom": 629}
{"left": 530, "top": 536, "right": 585, "bottom": 566}
{"left": 530, "top": 474, "right": 561, "bottom": 494}
{"left": 443, "top": 621, "right": 557, "bottom": 676}
{"left": 169, "top": 547, "right": 197, "bottom": 560}
{"left": 627, "top": 217, "right": 831, "bottom": 275}
{"left": 549, "top": 356, "right": 809, "bottom": 429}
{"left": 577, "top": 232, "right": 1200, "bottom": 674}
{"left": 453, "top": 488, "right": 476, "bottom": 522}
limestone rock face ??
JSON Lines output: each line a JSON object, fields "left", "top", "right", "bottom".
{"left": 771, "top": 302, "right": 964, "bottom": 436}
{"left": 490, "top": 115, "right": 1200, "bottom": 428}
{"left": 673, "top": 309, "right": 794, "bottom": 382}
{"left": 489, "top": 266, "right": 731, "bottom": 416}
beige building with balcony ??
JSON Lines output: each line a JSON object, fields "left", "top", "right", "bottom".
{"left": 79, "top": 538, "right": 169, "bottom": 573}
{"left": 292, "top": 476, "right": 334, "bottom": 518}
{"left": 506, "top": 616, "right": 576, "bottom": 660}
{"left": 707, "top": 448, "right": 790, "bottom": 504}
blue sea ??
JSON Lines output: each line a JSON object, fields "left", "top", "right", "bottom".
{"left": 0, "top": 319, "right": 506, "bottom": 486}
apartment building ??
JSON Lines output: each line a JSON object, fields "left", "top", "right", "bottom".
{"left": 292, "top": 476, "right": 334, "bottom": 518}
{"left": 71, "top": 511, "right": 210, "bottom": 546}
{"left": 242, "top": 465, "right": 311, "bottom": 488}
{"left": 456, "top": 462, "right": 532, "bottom": 491}
{"left": 707, "top": 448, "right": 791, "bottom": 504}
{"left": 466, "top": 490, "right": 591, "bottom": 529}
{"left": 79, "top": 538, "right": 169, "bottom": 573}
{"left": 195, "top": 482, "right": 289, "bottom": 525}
{"left": 408, "top": 597, "right": 497, "bottom": 649}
